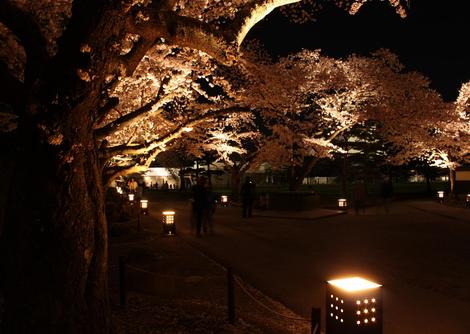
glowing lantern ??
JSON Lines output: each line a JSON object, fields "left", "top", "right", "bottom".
{"left": 437, "top": 191, "right": 444, "bottom": 203}
{"left": 162, "top": 210, "right": 176, "bottom": 235}
{"left": 466, "top": 194, "right": 470, "bottom": 208}
{"left": 128, "top": 193, "right": 135, "bottom": 202}
{"left": 116, "top": 186, "right": 123, "bottom": 195}
{"left": 326, "top": 277, "right": 383, "bottom": 334}
{"left": 221, "top": 195, "right": 229, "bottom": 207}
{"left": 140, "top": 200, "right": 148, "bottom": 215}
{"left": 338, "top": 198, "right": 348, "bottom": 208}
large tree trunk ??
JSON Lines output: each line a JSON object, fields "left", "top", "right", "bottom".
{"left": 206, "top": 159, "right": 212, "bottom": 187}
{"left": 288, "top": 172, "right": 302, "bottom": 191}
{"left": 230, "top": 165, "right": 242, "bottom": 201}
{"left": 449, "top": 168, "right": 456, "bottom": 195}
{"left": 288, "top": 156, "right": 320, "bottom": 192}
{"left": 0, "top": 111, "right": 108, "bottom": 333}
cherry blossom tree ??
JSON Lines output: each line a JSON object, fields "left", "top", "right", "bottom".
{"left": 242, "top": 49, "right": 439, "bottom": 190}
{"left": 0, "top": 0, "right": 409, "bottom": 332}
{"left": 387, "top": 81, "right": 470, "bottom": 193}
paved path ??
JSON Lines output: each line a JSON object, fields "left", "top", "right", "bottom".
{"left": 146, "top": 197, "right": 470, "bottom": 334}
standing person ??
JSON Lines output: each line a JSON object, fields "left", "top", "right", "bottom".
{"left": 241, "top": 176, "right": 256, "bottom": 218}
{"left": 192, "top": 177, "right": 208, "bottom": 236}
{"left": 205, "top": 185, "right": 217, "bottom": 234}
{"left": 127, "top": 178, "right": 137, "bottom": 193}
{"left": 380, "top": 176, "right": 394, "bottom": 213}
{"left": 352, "top": 180, "right": 367, "bottom": 215}
{"left": 136, "top": 179, "right": 143, "bottom": 198}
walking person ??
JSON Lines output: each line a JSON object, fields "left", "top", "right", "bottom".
{"left": 192, "top": 177, "right": 208, "bottom": 236}
{"left": 241, "top": 176, "right": 256, "bottom": 218}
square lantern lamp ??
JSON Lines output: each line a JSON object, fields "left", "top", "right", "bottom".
{"left": 437, "top": 191, "right": 444, "bottom": 203}
{"left": 162, "top": 210, "right": 176, "bottom": 235}
{"left": 140, "top": 199, "right": 148, "bottom": 215}
{"left": 128, "top": 193, "right": 135, "bottom": 202}
{"left": 221, "top": 195, "right": 229, "bottom": 207}
{"left": 326, "top": 277, "right": 383, "bottom": 334}
{"left": 338, "top": 198, "right": 348, "bottom": 208}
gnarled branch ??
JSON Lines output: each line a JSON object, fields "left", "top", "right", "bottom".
{"left": 94, "top": 76, "right": 171, "bottom": 139}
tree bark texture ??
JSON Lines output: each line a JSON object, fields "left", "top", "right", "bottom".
{"left": 449, "top": 168, "right": 456, "bottom": 195}
{"left": 230, "top": 166, "right": 242, "bottom": 201}
{"left": 0, "top": 1, "right": 130, "bottom": 332}
{"left": 0, "top": 114, "right": 108, "bottom": 334}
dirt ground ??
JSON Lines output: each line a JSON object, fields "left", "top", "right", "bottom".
{"left": 108, "top": 224, "right": 312, "bottom": 334}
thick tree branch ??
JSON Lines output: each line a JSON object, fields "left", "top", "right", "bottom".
{"left": 225, "top": 0, "right": 301, "bottom": 48}
{"left": 101, "top": 105, "right": 250, "bottom": 159}
{"left": 103, "top": 164, "right": 148, "bottom": 187}
{"left": 94, "top": 97, "right": 120, "bottom": 126}
{"left": 127, "top": 10, "right": 236, "bottom": 67}
{"left": 0, "top": 1, "right": 49, "bottom": 85}
{"left": 124, "top": 0, "right": 303, "bottom": 69}
{"left": 103, "top": 148, "right": 161, "bottom": 186}
{"left": 94, "top": 76, "right": 171, "bottom": 139}
{"left": 296, "top": 122, "right": 356, "bottom": 182}
{"left": 0, "top": 61, "right": 25, "bottom": 110}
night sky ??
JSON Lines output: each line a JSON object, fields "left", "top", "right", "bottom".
{"left": 249, "top": 0, "right": 470, "bottom": 101}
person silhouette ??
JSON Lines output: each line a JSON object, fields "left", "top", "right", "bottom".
{"left": 240, "top": 176, "right": 256, "bottom": 218}
{"left": 192, "top": 177, "right": 208, "bottom": 236}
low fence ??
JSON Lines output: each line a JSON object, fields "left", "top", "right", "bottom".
{"left": 116, "top": 256, "right": 320, "bottom": 334}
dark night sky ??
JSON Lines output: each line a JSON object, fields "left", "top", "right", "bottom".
{"left": 248, "top": 0, "right": 470, "bottom": 101}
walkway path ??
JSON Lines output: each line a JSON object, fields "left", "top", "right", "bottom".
{"left": 145, "top": 196, "right": 470, "bottom": 334}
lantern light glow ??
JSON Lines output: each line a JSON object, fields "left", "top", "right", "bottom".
{"left": 338, "top": 198, "right": 348, "bottom": 207}
{"left": 327, "top": 277, "right": 382, "bottom": 292}
{"left": 327, "top": 276, "right": 383, "bottom": 333}
{"left": 140, "top": 199, "right": 148, "bottom": 215}
{"left": 162, "top": 210, "right": 176, "bottom": 235}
